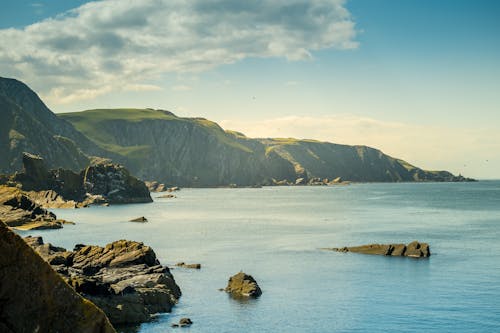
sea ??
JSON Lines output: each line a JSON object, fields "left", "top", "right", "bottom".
{"left": 17, "top": 181, "right": 500, "bottom": 332}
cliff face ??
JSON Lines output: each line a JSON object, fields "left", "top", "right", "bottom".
{"left": 0, "top": 77, "right": 114, "bottom": 173}
{"left": 60, "top": 108, "right": 466, "bottom": 186}
{"left": 0, "top": 221, "right": 116, "bottom": 333}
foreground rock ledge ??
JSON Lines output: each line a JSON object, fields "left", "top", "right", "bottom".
{"left": 0, "top": 221, "right": 115, "bottom": 333}
{"left": 25, "top": 237, "right": 182, "bottom": 325}
{"left": 326, "top": 241, "right": 431, "bottom": 258}
{"left": 225, "top": 272, "right": 262, "bottom": 298}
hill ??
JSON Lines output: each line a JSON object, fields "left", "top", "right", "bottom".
{"left": 60, "top": 108, "right": 466, "bottom": 186}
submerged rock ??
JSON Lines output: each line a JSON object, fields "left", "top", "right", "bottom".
{"left": 0, "top": 221, "right": 115, "bottom": 333}
{"left": 327, "top": 241, "right": 431, "bottom": 258}
{"left": 26, "top": 237, "right": 182, "bottom": 326}
{"left": 225, "top": 272, "right": 262, "bottom": 298}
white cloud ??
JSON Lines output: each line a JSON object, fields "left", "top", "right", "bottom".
{"left": 0, "top": 0, "right": 357, "bottom": 104}
{"left": 219, "top": 115, "right": 500, "bottom": 179}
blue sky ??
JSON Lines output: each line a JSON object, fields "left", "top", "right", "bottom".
{"left": 0, "top": 0, "right": 499, "bottom": 178}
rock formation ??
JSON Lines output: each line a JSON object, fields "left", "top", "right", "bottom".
{"left": 9, "top": 152, "right": 152, "bottom": 206}
{"left": 25, "top": 236, "right": 182, "bottom": 326}
{"left": 0, "top": 185, "right": 72, "bottom": 230}
{"left": 145, "top": 181, "right": 167, "bottom": 192}
{"left": 225, "top": 272, "right": 262, "bottom": 298}
{"left": 0, "top": 221, "right": 115, "bottom": 333}
{"left": 327, "top": 241, "right": 431, "bottom": 258}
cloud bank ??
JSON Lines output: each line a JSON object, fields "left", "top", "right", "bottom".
{"left": 0, "top": 0, "right": 357, "bottom": 104}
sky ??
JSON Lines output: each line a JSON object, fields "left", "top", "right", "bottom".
{"left": 0, "top": 0, "right": 499, "bottom": 179}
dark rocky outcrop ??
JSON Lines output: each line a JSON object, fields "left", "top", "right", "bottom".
{"left": 0, "top": 185, "right": 72, "bottom": 230}
{"left": 9, "top": 152, "right": 152, "bottom": 205}
{"left": 225, "top": 272, "right": 262, "bottom": 298}
{"left": 25, "top": 237, "right": 182, "bottom": 326}
{"left": 0, "top": 221, "right": 115, "bottom": 333}
{"left": 327, "top": 241, "right": 431, "bottom": 258}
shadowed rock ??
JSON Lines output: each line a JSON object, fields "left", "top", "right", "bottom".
{"left": 0, "top": 221, "right": 115, "bottom": 333}
{"left": 225, "top": 272, "right": 262, "bottom": 298}
{"left": 327, "top": 241, "right": 430, "bottom": 258}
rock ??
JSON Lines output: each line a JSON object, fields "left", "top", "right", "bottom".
{"left": 172, "top": 318, "right": 193, "bottom": 328}
{"left": 158, "top": 194, "right": 176, "bottom": 199}
{"left": 145, "top": 181, "right": 167, "bottom": 192}
{"left": 0, "top": 185, "right": 73, "bottom": 230}
{"left": 9, "top": 153, "right": 153, "bottom": 206}
{"left": 176, "top": 262, "right": 201, "bottom": 269}
{"left": 225, "top": 272, "right": 262, "bottom": 298}
{"left": 26, "top": 237, "right": 182, "bottom": 326}
{"left": 295, "top": 177, "right": 306, "bottom": 185}
{"left": 0, "top": 221, "right": 115, "bottom": 333}
{"left": 327, "top": 241, "right": 431, "bottom": 258}
{"left": 167, "top": 186, "right": 180, "bottom": 192}
{"left": 129, "top": 216, "right": 148, "bottom": 222}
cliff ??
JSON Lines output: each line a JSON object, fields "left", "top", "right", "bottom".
{"left": 0, "top": 77, "right": 117, "bottom": 173}
{"left": 0, "top": 221, "right": 116, "bottom": 332}
{"left": 60, "top": 108, "right": 470, "bottom": 186}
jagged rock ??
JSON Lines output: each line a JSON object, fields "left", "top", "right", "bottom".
{"left": 225, "top": 272, "right": 262, "bottom": 298}
{"left": 327, "top": 241, "right": 431, "bottom": 258}
{"left": 0, "top": 185, "right": 72, "bottom": 230}
{"left": 176, "top": 262, "right": 201, "bottom": 269}
{"left": 129, "top": 216, "right": 148, "bottom": 222}
{"left": 9, "top": 153, "right": 152, "bottom": 206}
{"left": 26, "top": 237, "right": 181, "bottom": 326}
{"left": 0, "top": 221, "right": 115, "bottom": 333}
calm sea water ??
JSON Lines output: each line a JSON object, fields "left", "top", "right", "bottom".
{"left": 18, "top": 182, "right": 500, "bottom": 332}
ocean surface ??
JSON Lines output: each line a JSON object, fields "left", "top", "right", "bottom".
{"left": 18, "top": 181, "right": 500, "bottom": 332}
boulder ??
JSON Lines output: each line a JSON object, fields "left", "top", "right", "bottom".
{"left": 327, "top": 241, "right": 431, "bottom": 258}
{"left": 167, "top": 186, "right": 180, "bottom": 192}
{"left": 0, "top": 221, "right": 115, "bottom": 333}
{"left": 225, "top": 272, "right": 262, "bottom": 298}
{"left": 26, "top": 237, "right": 181, "bottom": 326}
{"left": 145, "top": 181, "right": 167, "bottom": 192}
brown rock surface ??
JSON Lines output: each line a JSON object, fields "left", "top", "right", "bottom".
{"left": 328, "top": 241, "right": 431, "bottom": 258}
{"left": 225, "top": 272, "right": 262, "bottom": 298}
{"left": 26, "top": 237, "right": 182, "bottom": 326}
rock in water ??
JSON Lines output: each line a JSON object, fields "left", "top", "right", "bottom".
{"left": 172, "top": 318, "right": 193, "bottom": 328}
{"left": 0, "top": 221, "right": 115, "bottom": 333}
{"left": 176, "top": 262, "right": 201, "bottom": 269}
{"left": 328, "top": 241, "right": 431, "bottom": 258}
{"left": 225, "top": 272, "right": 262, "bottom": 298}
{"left": 129, "top": 216, "right": 148, "bottom": 222}
{"left": 26, "top": 237, "right": 182, "bottom": 326}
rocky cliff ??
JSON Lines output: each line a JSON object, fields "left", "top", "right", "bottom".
{"left": 10, "top": 152, "right": 152, "bottom": 205}
{"left": 0, "top": 221, "right": 116, "bottom": 333}
{"left": 60, "top": 108, "right": 470, "bottom": 186}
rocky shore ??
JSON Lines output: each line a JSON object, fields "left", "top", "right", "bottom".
{"left": 25, "top": 236, "right": 182, "bottom": 326}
